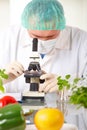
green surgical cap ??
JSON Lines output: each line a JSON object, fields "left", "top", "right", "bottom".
{"left": 21, "top": 0, "right": 66, "bottom": 30}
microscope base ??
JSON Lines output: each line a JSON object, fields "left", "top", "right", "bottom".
{"left": 22, "top": 91, "right": 45, "bottom": 106}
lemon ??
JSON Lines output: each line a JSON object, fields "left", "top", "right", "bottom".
{"left": 34, "top": 108, "right": 64, "bottom": 130}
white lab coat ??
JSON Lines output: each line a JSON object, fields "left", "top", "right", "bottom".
{"left": 0, "top": 25, "right": 87, "bottom": 92}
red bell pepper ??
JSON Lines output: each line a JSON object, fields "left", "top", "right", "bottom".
{"left": 0, "top": 95, "right": 18, "bottom": 108}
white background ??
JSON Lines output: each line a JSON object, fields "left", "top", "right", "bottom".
{"left": 0, "top": 0, "right": 87, "bottom": 31}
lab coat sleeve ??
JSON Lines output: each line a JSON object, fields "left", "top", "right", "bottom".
{"left": 0, "top": 29, "right": 10, "bottom": 68}
{"left": 0, "top": 25, "right": 23, "bottom": 69}
{"left": 0, "top": 25, "right": 25, "bottom": 92}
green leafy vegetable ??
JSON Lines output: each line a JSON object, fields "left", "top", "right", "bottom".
{"left": 0, "top": 69, "right": 8, "bottom": 93}
{"left": 57, "top": 74, "right": 71, "bottom": 90}
{"left": 57, "top": 74, "right": 87, "bottom": 108}
{"left": 69, "top": 86, "right": 87, "bottom": 108}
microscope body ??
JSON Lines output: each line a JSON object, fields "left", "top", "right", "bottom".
{"left": 22, "top": 38, "right": 45, "bottom": 102}
{"left": 24, "top": 61, "right": 44, "bottom": 91}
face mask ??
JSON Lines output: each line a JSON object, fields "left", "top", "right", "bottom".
{"left": 38, "top": 38, "right": 58, "bottom": 54}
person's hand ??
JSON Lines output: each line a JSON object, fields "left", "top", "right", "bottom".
{"left": 39, "top": 73, "right": 58, "bottom": 93}
{"left": 3, "top": 61, "right": 24, "bottom": 84}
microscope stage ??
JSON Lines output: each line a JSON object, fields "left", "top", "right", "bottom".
{"left": 22, "top": 91, "right": 45, "bottom": 100}
{"left": 23, "top": 91, "right": 44, "bottom": 97}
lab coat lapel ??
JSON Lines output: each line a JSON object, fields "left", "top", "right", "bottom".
{"left": 40, "top": 48, "right": 56, "bottom": 72}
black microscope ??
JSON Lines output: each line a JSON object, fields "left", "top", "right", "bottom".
{"left": 22, "top": 38, "right": 45, "bottom": 105}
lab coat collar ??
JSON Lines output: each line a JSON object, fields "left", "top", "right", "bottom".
{"left": 55, "top": 27, "right": 71, "bottom": 50}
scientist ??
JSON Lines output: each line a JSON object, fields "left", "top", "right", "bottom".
{"left": 0, "top": 0, "right": 87, "bottom": 93}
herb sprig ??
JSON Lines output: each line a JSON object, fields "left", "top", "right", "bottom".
{"left": 0, "top": 69, "right": 8, "bottom": 92}
{"left": 57, "top": 75, "right": 87, "bottom": 108}
{"left": 69, "top": 86, "right": 87, "bottom": 108}
{"left": 57, "top": 74, "right": 71, "bottom": 90}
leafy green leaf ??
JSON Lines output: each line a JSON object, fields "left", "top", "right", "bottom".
{"left": 73, "top": 78, "right": 80, "bottom": 84}
{"left": 0, "top": 69, "right": 8, "bottom": 93}
{"left": 0, "top": 78, "right": 3, "bottom": 86}
{"left": 0, "top": 85, "right": 5, "bottom": 93}
{"left": 65, "top": 74, "right": 71, "bottom": 79}
{"left": 0, "top": 69, "right": 8, "bottom": 79}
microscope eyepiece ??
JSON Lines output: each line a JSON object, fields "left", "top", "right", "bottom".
{"left": 32, "top": 38, "right": 38, "bottom": 51}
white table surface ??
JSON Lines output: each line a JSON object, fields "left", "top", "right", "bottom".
{"left": 22, "top": 92, "right": 87, "bottom": 130}
{"left": 25, "top": 123, "right": 78, "bottom": 130}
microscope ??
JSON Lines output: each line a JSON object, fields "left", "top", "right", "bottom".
{"left": 22, "top": 38, "right": 45, "bottom": 105}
